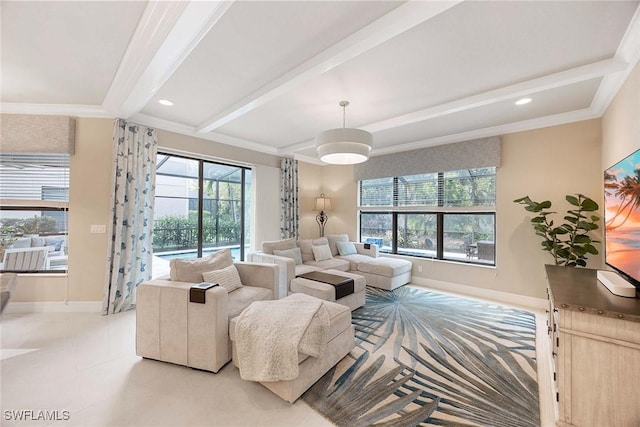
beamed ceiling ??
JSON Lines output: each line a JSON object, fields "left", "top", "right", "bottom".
{"left": 2, "top": 1, "right": 639, "bottom": 163}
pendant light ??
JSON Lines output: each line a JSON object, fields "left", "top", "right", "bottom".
{"left": 315, "top": 101, "right": 373, "bottom": 164}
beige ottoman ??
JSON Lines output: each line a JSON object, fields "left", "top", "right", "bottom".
{"left": 356, "top": 257, "right": 412, "bottom": 290}
{"left": 229, "top": 293, "right": 354, "bottom": 403}
{"left": 290, "top": 269, "right": 366, "bottom": 311}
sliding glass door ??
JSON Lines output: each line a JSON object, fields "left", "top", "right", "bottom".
{"left": 153, "top": 153, "right": 251, "bottom": 263}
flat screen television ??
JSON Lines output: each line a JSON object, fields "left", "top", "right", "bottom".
{"left": 603, "top": 148, "right": 640, "bottom": 289}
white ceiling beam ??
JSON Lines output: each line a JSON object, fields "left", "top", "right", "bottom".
{"left": 130, "top": 113, "right": 279, "bottom": 155}
{"left": 103, "top": 1, "right": 234, "bottom": 118}
{"left": 278, "top": 57, "right": 627, "bottom": 155}
{"left": 195, "top": 0, "right": 463, "bottom": 134}
{"left": 591, "top": 4, "right": 640, "bottom": 115}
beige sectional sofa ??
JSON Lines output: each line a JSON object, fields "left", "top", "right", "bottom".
{"left": 248, "top": 234, "right": 412, "bottom": 291}
{"left": 136, "top": 249, "right": 281, "bottom": 373}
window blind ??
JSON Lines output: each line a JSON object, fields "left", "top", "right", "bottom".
{"left": 0, "top": 153, "right": 70, "bottom": 206}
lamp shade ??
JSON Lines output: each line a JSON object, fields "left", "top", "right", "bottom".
{"left": 314, "top": 195, "right": 332, "bottom": 211}
{"left": 316, "top": 128, "right": 372, "bottom": 165}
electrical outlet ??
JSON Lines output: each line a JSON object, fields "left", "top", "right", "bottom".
{"left": 418, "top": 265, "right": 423, "bottom": 273}
{"left": 90, "top": 224, "right": 106, "bottom": 234}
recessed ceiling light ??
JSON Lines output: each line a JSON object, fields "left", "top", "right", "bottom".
{"left": 515, "top": 97, "right": 532, "bottom": 106}
{"left": 158, "top": 99, "right": 174, "bottom": 106}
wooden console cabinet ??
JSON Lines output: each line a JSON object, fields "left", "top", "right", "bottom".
{"left": 546, "top": 265, "right": 640, "bottom": 426}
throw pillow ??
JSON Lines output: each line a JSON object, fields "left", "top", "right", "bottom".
{"left": 312, "top": 244, "right": 333, "bottom": 262}
{"left": 262, "top": 238, "right": 296, "bottom": 255}
{"left": 327, "top": 234, "right": 349, "bottom": 256}
{"left": 169, "top": 248, "right": 233, "bottom": 283}
{"left": 336, "top": 241, "right": 357, "bottom": 256}
{"left": 273, "top": 247, "right": 303, "bottom": 265}
{"left": 202, "top": 264, "right": 243, "bottom": 293}
{"left": 298, "top": 237, "right": 329, "bottom": 262}
{"left": 30, "top": 236, "right": 45, "bottom": 248}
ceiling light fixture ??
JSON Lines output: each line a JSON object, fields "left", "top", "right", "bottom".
{"left": 315, "top": 101, "right": 372, "bottom": 165}
{"left": 158, "top": 99, "right": 174, "bottom": 106}
{"left": 515, "top": 97, "right": 532, "bottom": 106}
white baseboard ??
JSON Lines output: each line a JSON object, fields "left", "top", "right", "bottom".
{"left": 4, "top": 301, "right": 102, "bottom": 314}
{"left": 411, "top": 276, "right": 548, "bottom": 311}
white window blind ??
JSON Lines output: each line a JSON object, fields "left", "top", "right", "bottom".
{"left": 0, "top": 153, "right": 70, "bottom": 206}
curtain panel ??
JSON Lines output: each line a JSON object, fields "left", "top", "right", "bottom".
{"left": 103, "top": 119, "right": 158, "bottom": 315}
{"left": 280, "top": 158, "right": 299, "bottom": 239}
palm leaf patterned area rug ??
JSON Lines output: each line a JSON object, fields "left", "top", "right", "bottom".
{"left": 302, "top": 286, "right": 540, "bottom": 427}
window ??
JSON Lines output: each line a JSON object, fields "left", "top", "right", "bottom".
{"left": 359, "top": 167, "right": 496, "bottom": 265}
{"left": 0, "top": 154, "right": 69, "bottom": 272}
{"left": 153, "top": 153, "right": 251, "bottom": 262}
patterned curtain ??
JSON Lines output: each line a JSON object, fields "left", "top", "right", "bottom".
{"left": 280, "top": 158, "right": 299, "bottom": 239}
{"left": 103, "top": 119, "right": 158, "bottom": 315}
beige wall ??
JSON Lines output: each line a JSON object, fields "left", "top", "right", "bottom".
{"left": 417, "top": 120, "right": 603, "bottom": 299}
{"left": 298, "top": 162, "right": 358, "bottom": 240}
{"left": 298, "top": 120, "right": 603, "bottom": 300}
{"left": 13, "top": 119, "right": 284, "bottom": 304}
{"left": 13, "top": 118, "right": 114, "bottom": 302}
{"left": 602, "top": 61, "right": 640, "bottom": 170}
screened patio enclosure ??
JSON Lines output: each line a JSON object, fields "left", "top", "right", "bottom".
{"left": 153, "top": 153, "right": 252, "bottom": 264}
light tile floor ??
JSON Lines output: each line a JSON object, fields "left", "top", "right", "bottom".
{"left": 0, "top": 310, "right": 332, "bottom": 427}
{"left": 1, "top": 291, "right": 556, "bottom": 427}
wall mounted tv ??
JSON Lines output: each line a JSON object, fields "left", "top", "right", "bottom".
{"left": 604, "top": 147, "right": 640, "bottom": 289}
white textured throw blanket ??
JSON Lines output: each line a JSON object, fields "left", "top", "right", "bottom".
{"left": 235, "top": 297, "right": 330, "bottom": 382}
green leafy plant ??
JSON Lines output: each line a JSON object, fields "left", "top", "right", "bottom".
{"left": 514, "top": 194, "right": 600, "bottom": 267}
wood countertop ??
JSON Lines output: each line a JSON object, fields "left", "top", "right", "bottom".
{"left": 545, "top": 264, "right": 640, "bottom": 323}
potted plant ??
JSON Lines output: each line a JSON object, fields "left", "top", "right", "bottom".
{"left": 514, "top": 194, "right": 600, "bottom": 267}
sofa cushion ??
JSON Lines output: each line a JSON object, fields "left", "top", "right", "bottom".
{"left": 336, "top": 253, "right": 376, "bottom": 271}
{"left": 44, "top": 236, "right": 65, "bottom": 252}
{"left": 297, "top": 237, "right": 328, "bottom": 263}
{"left": 304, "top": 258, "right": 350, "bottom": 272}
{"left": 357, "top": 257, "right": 412, "bottom": 278}
{"left": 227, "top": 286, "right": 273, "bottom": 320}
{"left": 262, "top": 238, "right": 296, "bottom": 255}
{"left": 312, "top": 244, "right": 333, "bottom": 262}
{"left": 11, "top": 237, "right": 31, "bottom": 249}
{"left": 169, "top": 249, "right": 233, "bottom": 283}
{"left": 326, "top": 234, "right": 349, "bottom": 256}
{"left": 336, "top": 241, "right": 357, "bottom": 256}
{"left": 30, "top": 236, "right": 45, "bottom": 247}
{"left": 202, "top": 264, "right": 243, "bottom": 293}
{"left": 273, "top": 247, "right": 302, "bottom": 265}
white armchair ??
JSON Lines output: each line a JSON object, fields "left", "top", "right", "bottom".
{"left": 136, "top": 260, "right": 280, "bottom": 373}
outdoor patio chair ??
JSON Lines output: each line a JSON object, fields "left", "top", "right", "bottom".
{"left": 1, "top": 247, "right": 48, "bottom": 271}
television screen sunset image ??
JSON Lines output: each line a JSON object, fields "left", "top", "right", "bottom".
{"left": 604, "top": 148, "right": 640, "bottom": 284}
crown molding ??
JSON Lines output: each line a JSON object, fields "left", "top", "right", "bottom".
{"left": 370, "top": 108, "right": 600, "bottom": 157}
{"left": 0, "top": 103, "right": 112, "bottom": 118}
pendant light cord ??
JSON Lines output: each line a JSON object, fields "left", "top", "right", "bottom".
{"left": 339, "top": 100, "right": 349, "bottom": 128}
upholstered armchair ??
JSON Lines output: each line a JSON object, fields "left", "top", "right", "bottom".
{"left": 136, "top": 250, "right": 281, "bottom": 373}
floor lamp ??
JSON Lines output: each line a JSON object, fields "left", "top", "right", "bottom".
{"left": 314, "top": 193, "right": 332, "bottom": 237}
